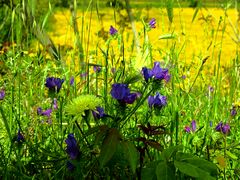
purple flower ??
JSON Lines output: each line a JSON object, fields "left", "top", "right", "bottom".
{"left": 70, "top": 76, "right": 74, "bottom": 86}
{"left": 65, "top": 134, "right": 80, "bottom": 160}
{"left": 0, "top": 90, "right": 5, "bottom": 100}
{"left": 215, "top": 122, "right": 223, "bottom": 132}
{"left": 38, "top": 108, "right": 52, "bottom": 117}
{"left": 149, "top": 18, "right": 156, "bottom": 29}
{"left": 17, "top": 129, "right": 24, "bottom": 142}
{"left": 93, "top": 65, "right": 101, "bottom": 73}
{"left": 152, "top": 62, "right": 170, "bottom": 81}
{"left": 53, "top": 98, "right": 58, "bottom": 110}
{"left": 191, "top": 120, "right": 196, "bottom": 132}
{"left": 92, "top": 106, "right": 106, "bottom": 119}
{"left": 110, "top": 83, "right": 138, "bottom": 104}
{"left": 215, "top": 122, "right": 230, "bottom": 134}
{"left": 148, "top": 92, "right": 167, "bottom": 109}
{"left": 222, "top": 124, "right": 230, "bottom": 134}
{"left": 37, "top": 107, "right": 42, "bottom": 115}
{"left": 230, "top": 107, "right": 237, "bottom": 117}
{"left": 142, "top": 62, "right": 170, "bottom": 82}
{"left": 185, "top": 126, "right": 191, "bottom": 133}
{"left": 109, "top": 26, "right": 118, "bottom": 36}
{"left": 45, "top": 77, "right": 64, "bottom": 93}
{"left": 142, "top": 67, "right": 153, "bottom": 82}
{"left": 80, "top": 72, "right": 88, "bottom": 77}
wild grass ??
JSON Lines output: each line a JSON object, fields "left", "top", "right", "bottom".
{"left": 0, "top": 0, "right": 239, "bottom": 179}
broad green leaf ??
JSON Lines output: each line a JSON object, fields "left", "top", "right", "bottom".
{"left": 99, "top": 128, "right": 120, "bottom": 168}
{"left": 141, "top": 161, "right": 159, "bottom": 180}
{"left": 174, "top": 161, "right": 216, "bottom": 180}
{"left": 156, "top": 162, "right": 175, "bottom": 180}
{"left": 122, "top": 141, "right": 138, "bottom": 173}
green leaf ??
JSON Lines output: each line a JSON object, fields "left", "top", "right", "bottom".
{"left": 162, "top": 146, "right": 182, "bottom": 161}
{"left": 156, "top": 162, "right": 175, "bottom": 180}
{"left": 141, "top": 161, "right": 159, "bottom": 180}
{"left": 166, "top": 0, "right": 174, "bottom": 23}
{"left": 122, "top": 141, "right": 138, "bottom": 173}
{"left": 99, "top": 128, "right": 120, "bottom": 168}
{"left": 191, "top": 7, "right": 199, "bottom": 23}
{"left": 176, "top": 152, "right": 218, "bottom": 176}
{"left": 159, "top": 34, "right": 176, "bottom": 40}
{"left": 174, "top": 161, "right": 216, "bottom": 180}
{"left": 226, "top": 151, "right": 238, "bottom": 160}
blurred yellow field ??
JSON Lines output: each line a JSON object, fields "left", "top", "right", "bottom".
{"left": 46, "top": 7, "right": 239, "bottom": 84}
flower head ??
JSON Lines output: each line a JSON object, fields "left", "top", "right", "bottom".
{"left": 65, "top": 134, "right": 80, "bottom": 160}
{"left": 148, "top": 92, "right": 167, "bottom": 109}
{"left": 215, "top": 122, "right": 230, "bottom": 134}
{"left": 230, "top": 107, "right": 237, "bottom": 117}
{"left": 152, "top": 62, "right": 170, "bottom": 82}
{"left": 70, "top": 76, "right": 74, "bottom": 86}
{"left": 93, "top": 65, "right": 102, "bottom": 73}
{"left": 185, "top": 126, "right": 191, "bottom": 133}
{"left": 109, "top": 26, "right": 118, "bottom": 36}
{"left": 16, "top": 129, "right": 24, "bottom": 142}
{"left": 191, "top": 120, "right": 196, "bottom": 132}
{"left": 149, "top": 18, "right": 156, "bottom": 29}
{"left": 92, "top": 106, "right": 106, "bottom": 119}
{"left": 41, "top": 109, "right": 52, "bottom": 117}
{"left": 142, "top": 62, "right": 170, "bottom": 82}
{"left": 65, "top": 95, "right": 102, "bottom": 119}
{"left": 110, "top": 83, "right": 138, "bottom": 104}
{"left": 0, "top": 90, "right": 5, "bottom": 100}
{"left": 45, "top": 77, "right": 64, "bottom": 93}
{"left": 142, "top": 67, "right": 153, "bottom": 82}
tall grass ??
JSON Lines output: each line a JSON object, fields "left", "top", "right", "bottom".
{"left": 0, "top": 0, "right": 239, "bottom": 178}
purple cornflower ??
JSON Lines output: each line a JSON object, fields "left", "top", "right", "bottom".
{"left": 148, "top": 92, "right": 167, "bottom": 109}
{"left": 93, "top": 65, "right": 101, "bottom": 73}
{"left": 185, "top": 126, "right": 191, "bottom": 133}
{"left": 191, "top": 120, "right": 196, "bottom": 132}
{"left": 92, "top": 106, "right": 106, "bottom": 119}
{"left": 16, "top": 129, "right": 24, "bottom": 142}
{"left": 110, "top": 83, "right": 138, "bottom": 104}
{"left": 0, "top": 90, "right": 5, "bottom": 100}
{"left": 53, "top": 98, "right": 58, "bottom": 110}
{"left": 70, "top": 76, "right": 74, "bottom": 86}
{"left": 65, "top": 134, "right": 80, "bottom": 160}
{"left": 142, "top": 62, "right": 170, "bottom": 82}
{"left": 230, "top": 107, "right": 237, "bottom": 117}
{"left": 149, "top": 18, "right": 156, "bottom": 29}
{"left": 45, "top": 77, "right": 64, "bottom": 93}
{"left": 109, "top": 26, "right": 118, "bottom": 36}
{"left": 215, "top": 122, "right": 230, "bottom": 134}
